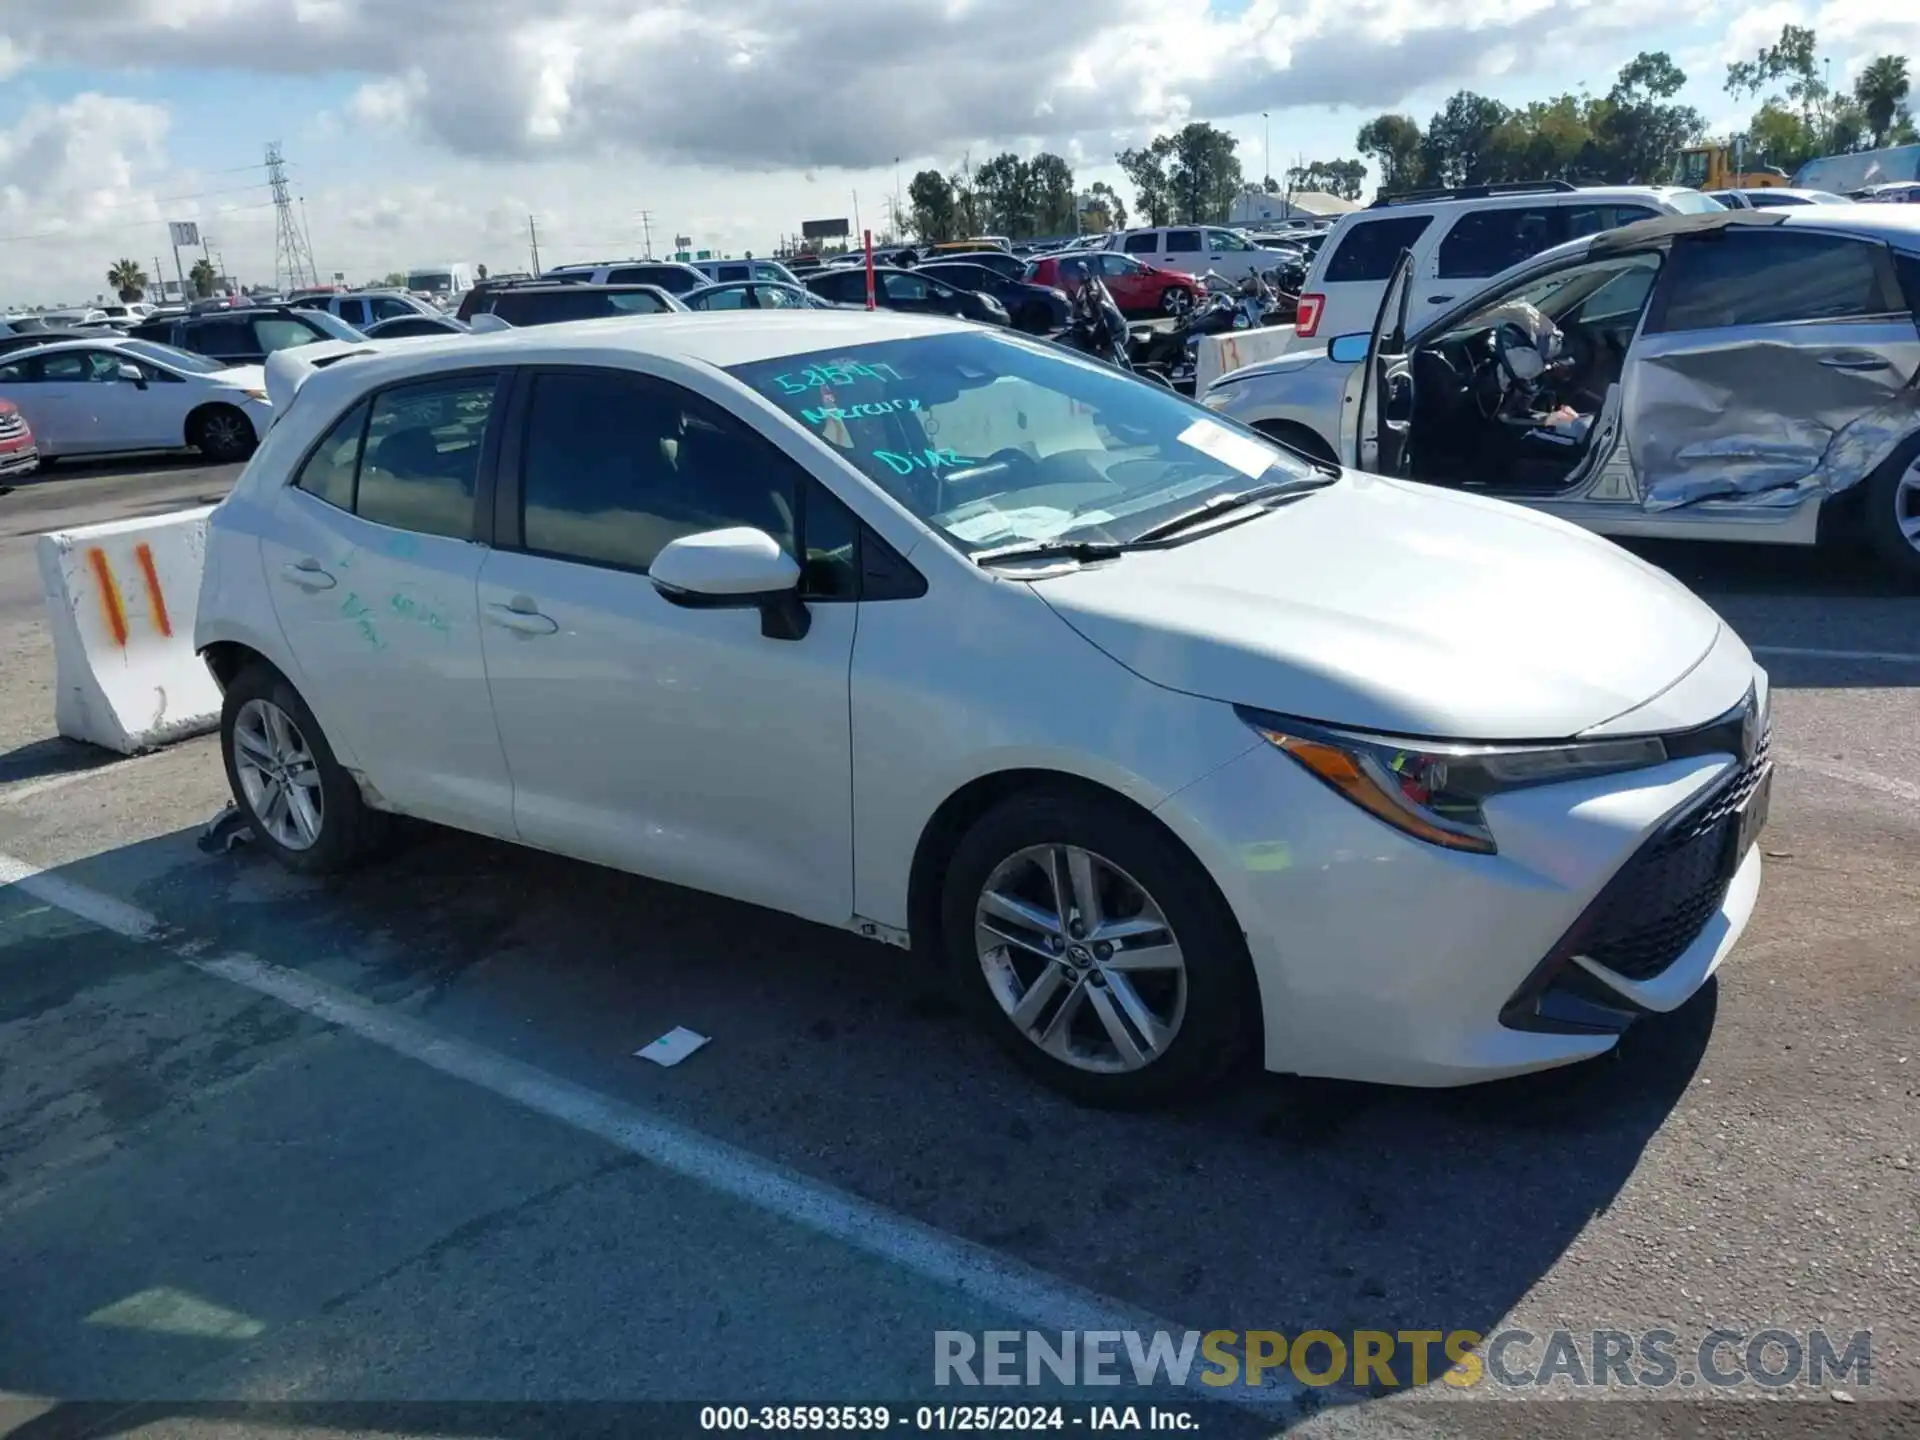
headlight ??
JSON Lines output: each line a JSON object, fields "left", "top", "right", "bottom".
{"left": 1238, "top": 709, "right": 1668, "bottom": 854}
{"left": 242, "top": 388, "right": 269, "bottom": 401}
{"left": 1200, "top": 387, "right": 1233, "bottom": 410}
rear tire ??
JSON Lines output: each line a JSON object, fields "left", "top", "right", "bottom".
{"left": 190, "top": 404, "right": 256, "bottom": 463}
{"left": 1861, "top": 438, "right": 1920, "bottom": 586}
{"left": 220, "top": 663, "right": 386, "bottom": 875}
{"left": 941, "top": 788, "right": 1256, "bottom": 1107}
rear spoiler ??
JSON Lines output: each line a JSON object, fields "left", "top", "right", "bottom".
{"left": 263, "top": 341, "right": 379, "bottom": 414}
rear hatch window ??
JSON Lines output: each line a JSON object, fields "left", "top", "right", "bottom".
{"left": 1321, "top": 215, "right": 1435, "bottom": 283}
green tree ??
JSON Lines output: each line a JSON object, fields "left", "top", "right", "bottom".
{"left": 1594, "top": 52, "right": 1705, "bottom": 182}
{"left": 1029, "top": 152, "right": 1078, "bottom": 235}
{"left": 1421, "top": 91, "right": 1511, "bottom": 186}
{"left": 1116, "top": 136, "right": 1176, "bottom": 226}
{"left": 950, "top": 164, "right": 982, "bottom": 236}
{"left": 1726, "top": 24, "right": 1859, "bottom": 164}
{"left": 1166, "top": 122, "right": 1243, "bottom": 222}
{"left": 382, "top": 271, "right": 408, "bottom": 287}
{"left": 106, "top": 258, "right": 148, "bottom": 301}
{"left": 973, "top": 152, "right": 1036, "bottom": 237}
{"left": 1285, "top": 158, "right": 1367, "bottom": 200}
{"left": 1356, "top": 113, "right": 1425, "bottom": 192}
{"left": 188, "top": 256, "right": 218, "bottom": 298}
{"left": 1088, "top": 180, "right": 1127, "bottom": 231}
{"left": 908, "top": 168, "right": 957, "bottom": 242}
{"left": 1854, "top": 55, "right": 1912, "bottom": 147}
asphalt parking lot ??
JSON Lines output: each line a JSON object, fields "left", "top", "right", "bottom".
{"left": 0, "top": 457, "right": 1915, "bottom": 1440}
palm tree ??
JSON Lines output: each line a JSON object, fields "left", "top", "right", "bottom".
{"left": 188, "top": 257, "right": 219, "bottom": 299}
{"left": 1854, "top": 55, "right": 1911, "bottom": 148}
{"left": 106, "top": 258, "right": 148, "bottom": 302}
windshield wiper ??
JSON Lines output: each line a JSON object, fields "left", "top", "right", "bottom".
{"left": 1125, "top": 477, "right": 1329, "bottom": 546}
{"left": 971, "top": 538, "right": 1126, "bottom": 568}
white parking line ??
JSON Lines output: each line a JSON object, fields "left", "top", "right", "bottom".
{"left": 1752, "top": 645, "right": 1920, "bottom": 666}
{"left": 0, "top": 849, "right": 1300, "bottom": 1416}
{"left": 1772, "top": 749, "right": 1920, "bottom": 807}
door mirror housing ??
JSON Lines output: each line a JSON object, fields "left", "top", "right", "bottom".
{"left": 116, "top": 362, "right": 148, "bottom": 388}
{"left": 650, "top": 527, "right": 810, "bottom": 641}
{"left": 1326, "top": 333, "right": 1371, "bottom": 364}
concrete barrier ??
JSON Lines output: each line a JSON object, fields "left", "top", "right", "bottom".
{"left": 1194, "top": 326, "right": 1299, "bottom": 395}
{"left": 38, "top": 507, "right": 222, "bottom": 755}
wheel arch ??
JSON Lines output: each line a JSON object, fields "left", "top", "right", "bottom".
{"left": 905, "top": 766, "right": 1245, "bottom": 967}
{"left": 1251, "top": 417, "right": 1340, "bottom": 466}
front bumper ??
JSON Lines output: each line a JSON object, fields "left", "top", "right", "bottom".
{"left": 0, "top": 444, "right": 39, "bottom": 476}
{"left": 1154, "top": 683, "right": 1768, "bottom": 1087}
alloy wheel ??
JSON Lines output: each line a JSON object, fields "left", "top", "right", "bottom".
{"left": 1163, "top": 288, "right": 1193, "bottom": 317}
{"left": 232, "top": 697, "right": 324, "bottom": 850}
{"left": 1896, "top": 457, "right": 1920, "bottom": 557}
{"left": 974, "top": 844, "right": 1187, "bottom": 1074}
{"left": 202, "top": 412, "right": 248, "bottom": 457}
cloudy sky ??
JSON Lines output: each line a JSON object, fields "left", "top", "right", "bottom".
{"left": 1, "top": 0, "right": 1914, "bottom": 306}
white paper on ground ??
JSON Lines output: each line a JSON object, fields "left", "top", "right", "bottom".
{"left": 634, "top": 1026, "right": 711, "bottom": 1067}
{"left": 1178, "top": 418, "right": 1277, "bottom": 480}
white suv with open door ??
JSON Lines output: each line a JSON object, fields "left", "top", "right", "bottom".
{"left": 1287, "top": 182, "right": 1726, "bottom": 359}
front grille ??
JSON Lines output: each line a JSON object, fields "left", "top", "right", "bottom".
{"left": 0, "top": 414, "right": 24, "bottom": 439}
{"left": 1576, "top": 724, "right": 1770, "bottom": 982}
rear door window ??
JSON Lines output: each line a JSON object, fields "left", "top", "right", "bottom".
{"left": 1164, "top": 230, "right": 1202, "bottom": 254}
{"left": 1321, "top": 216, "right": 1435, "bottom": 283}
{"left": 188, "top": 319, "right": 256, "bottom": 357}
{"left": 1562, "top": 204, "right": 1659, "bottom": 239}
{"left": 354, "top": 374, "right": 500, "bottom": 538}
{"left": 1656, "top": 231, "right": 1898, "bottom": 331}
{"left": 1435, "top": 206, "right": 1561, "bottom": 279}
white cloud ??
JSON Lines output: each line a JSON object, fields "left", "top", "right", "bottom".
{"left": 0, "top": 0, "right": 1911, "bottom": 303}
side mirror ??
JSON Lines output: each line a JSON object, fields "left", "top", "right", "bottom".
{"left": 1326, "top": 333, "right": 1370, "bottom": 365}
{"left": 650, "top": 527, "right": 810, "bottom": 641}
{"left": 116, "top": 363, "right": 148, "bottom": 389}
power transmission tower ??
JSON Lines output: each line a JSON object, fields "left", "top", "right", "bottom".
{"left": 267, "top": 141, "right": 318, "bottom": 291}
{"left": 637, "top": 210, "right": 655, "bottom": 260}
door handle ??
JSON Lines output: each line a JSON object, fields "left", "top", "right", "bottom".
{"left": 1817, "top": 353, "right": 1891, "bottom": 371}
{"left": 485, "top": 601, "right": 558, "bottom": 636}
{"left": 279, "top": 559, "right": 336, "bottom": 590}
{"left": 1428, "top": 295, "right": 1454, "bottom": 304}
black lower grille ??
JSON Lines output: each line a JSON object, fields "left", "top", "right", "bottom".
{"left": 1578, "top": 726, "right": 1770, "bottom": 982}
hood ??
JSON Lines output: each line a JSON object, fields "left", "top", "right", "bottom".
{"left": 1032, "top": 472, "right": 1724, "bottom": 740}
{"left": 1209, "top": 344, "right": 1336, "bottom": 391}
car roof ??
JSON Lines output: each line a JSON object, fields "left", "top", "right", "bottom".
{"left": 1589, "top": 203, "right": 1920, "bottom": 254}
{"left": 293, "top": 310, "right": 968, "bottom": 404}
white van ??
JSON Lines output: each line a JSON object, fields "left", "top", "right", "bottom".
{"left": 1100, "top": 226, "right": 1290, "bottom": 283}
{"left": 404, "top": 263, "right": 478, "bottom": 303}
{"left": 1286, "top": 182, "right": 1723, "bottom": 358}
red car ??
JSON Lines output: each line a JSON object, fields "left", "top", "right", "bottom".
{"left": 1023, "top": 251, "right": 1206, "bottom": 317}
{"left": 0, "top": 399, "right": 37, "bottom": 481}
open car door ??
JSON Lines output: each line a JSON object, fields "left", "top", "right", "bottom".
{"left": 1351, "top": 248, "right": 1416, "bottom": 474}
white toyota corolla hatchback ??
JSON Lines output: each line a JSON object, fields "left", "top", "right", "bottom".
{"left": 195, "top": 312, "right": 1771, "bottom": 1106}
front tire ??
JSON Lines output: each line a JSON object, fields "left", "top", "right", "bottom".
{"left": 190, "top": 404, "right": 256, "bottom": 463}
{"left": 220, "top": 663, "right": 385, "bottom": 874}
{"left": 941, "top": 789, "right": 1256, "bottom": 1107}
{"left": 1861, "top": 439, "right": 1920, "bottom": 586}
{"left": 1161, "top": 287, "right": 1193, "bottom": 318}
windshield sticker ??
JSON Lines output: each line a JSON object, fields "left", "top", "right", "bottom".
{"left": 874, "top": 447, "right": 975, "bottom": 476}
{"left": 772, "top": 360, "right": 905, "bottom": 396}
{"left": 1177, "top": 418, "right": 1276, "bottom": 480}
{"left": 945, "top": 505, "right": 1115, "bottom": 545}
{"left": 801, "top": 397, "right": 921, "bottom": 426}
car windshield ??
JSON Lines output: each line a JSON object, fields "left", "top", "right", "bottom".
{"left": 118, "top": 339, "right": 225, "bottom": 373}
{"left": 726, "top": 331, "right": 1322, "bottom": 553}
{"left": 303, "top": 311, "right": 367, "bottom": 340}
{"left": 1664, "top": 190, "right": 1728, "bottom": 214}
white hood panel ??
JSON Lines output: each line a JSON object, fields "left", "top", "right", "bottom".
{"left": 1034, "top": 472, "right": 1726, "bottom": 741}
